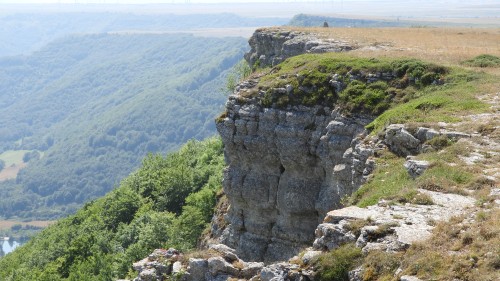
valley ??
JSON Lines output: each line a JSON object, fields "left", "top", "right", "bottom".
{"left": 0, "top": 1, "right": 498, "bottom": 280}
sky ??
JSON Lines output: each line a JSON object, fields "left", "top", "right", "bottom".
{"left": 1, "top": 0, "right": 498, "bottom": 22}
{"left": 2, "top": 0, "right": 319, "bottom": 3}
{"left": 0, "top": 0, "right": 362, "bottom": 3}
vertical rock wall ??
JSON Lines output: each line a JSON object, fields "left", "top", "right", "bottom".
{"left": 216, "top": 95, "right": 374, "bottom": 262}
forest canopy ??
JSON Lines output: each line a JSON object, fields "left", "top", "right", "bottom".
{"left": 0, "top": 33, "right": 247, "bottom": 219}
{"left": 0, "top": 137, "right": 225, "bottom": 280}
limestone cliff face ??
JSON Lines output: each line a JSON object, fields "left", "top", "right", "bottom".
{"left": 216, "top": 89, "right": 374, "bottom": 262}
{"left": 215, "top": 29, "right": 372, "bottom": 262}
{"left": 244, "top": 28, "right": 355, "bottom": 68}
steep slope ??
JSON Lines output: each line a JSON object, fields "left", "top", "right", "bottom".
{"left": 0, "top": 137, "right": 225, "bottom": 280}
{"left": 125, "top": 28, "right": 498, "bottom": 281}
{"left": 0, "top": 33, "right": 247, "bottom": 219}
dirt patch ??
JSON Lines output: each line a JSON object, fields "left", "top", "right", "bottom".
{"left": 0, "top": 163, "right": 26, "bottom": 181}
{"left": 0, "top": 220, "right": 54, "bottom": 230}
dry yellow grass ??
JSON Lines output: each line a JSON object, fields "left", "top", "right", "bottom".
{"left": 288, "top": 27, "right": 500, "bottom": 75}
{"left": 0, "top": 220, "right": 54, "bottom": 230}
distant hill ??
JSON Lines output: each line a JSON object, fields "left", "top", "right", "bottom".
{"left": 0, "top": 12, "right": 286, "bottom": 56}
{"left": 288, "top": 14, "right": 411, "bottom": 28}
{"left": 0, "top": 33, "right": 247, "bottom": 219}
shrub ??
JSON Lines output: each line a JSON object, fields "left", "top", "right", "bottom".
{"left": 462, "top": 54, "right": 500, "bottom": 68}
{"left": 425, "top": 135, "right": 453, "bottom": 150}
{"left": 313, "top": 243, "right": 362, "bottom": 281}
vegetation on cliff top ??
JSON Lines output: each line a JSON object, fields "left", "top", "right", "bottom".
{"left": 0, "top": 137, "right": 224, "bottom": 280}
{"left": 252, "top": 53, "right": 490, "bottom": 133}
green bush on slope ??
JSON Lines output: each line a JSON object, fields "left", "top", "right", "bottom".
{"left": 461, "top": 54, "right": 500, "bottom": 68}
{"left": 0, "top": 137, "right": 224, "bottom": 281}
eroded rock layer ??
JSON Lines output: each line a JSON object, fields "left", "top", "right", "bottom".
{"left": 216, "top": 92, "right": 374, "bottom": 262}
{"left": 245, "top": 28, "right": 355, "bottom": 67}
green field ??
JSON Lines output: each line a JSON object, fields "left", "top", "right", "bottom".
{"left": 0, "top": 150, "right": 31, "bottom": 167}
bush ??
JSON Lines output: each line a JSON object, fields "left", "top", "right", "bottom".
{"left": 462, "top": 54, "right": 500, "bottom": 68}
{"left": 313, "top": 243, "right": 362, "bottom": 281}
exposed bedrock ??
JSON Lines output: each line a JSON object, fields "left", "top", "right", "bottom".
{"left": 216, "top": 93, "right": 374, "bottom": 262}
{"left": 244, "top": 28, "right": 355, "bottom": 67}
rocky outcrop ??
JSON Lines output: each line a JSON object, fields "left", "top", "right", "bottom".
{"left": 313, "top": 189, "right": 476, "bottom": 254}
{"left": 384, "top": 124, "right": 472, "bottom": 156}
{"left": 131, "top": 249, "right": 182, "bottom": 281}
{"left": 216, "top": 89, "right": 375, "bottom": 262}
{"left": 244, "top": 28, "right": 355, "bottom": 68}
{"left": 129, "top": 189, "right": 479, "bottom": 281}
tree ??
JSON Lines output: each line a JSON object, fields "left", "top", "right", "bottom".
{"left": 224, "top": 59, "right": 252, "bottom": 94}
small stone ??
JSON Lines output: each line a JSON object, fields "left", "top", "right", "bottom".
{"left": 400, "top": 275, "right": 423, "bottom": 281}
{"left": 240, "top": 262, "right": 264, "bottom": 279}
{"left": 208, "top": 256, "right": 239, "bottom": 276}
{"left": 415, "top": 127, "right": 439, "bottom": 142}
{"left": 301, "top": 250, "right": 322, "bottom": 265}
{"left": 172, "top": 261, "right": 183, "bottom": 274}
{"left": 209, "top": 244, "right": 239, "bottom": 262}
{"left": 348, "top": 266, "right": 363, "bottom": 281}
{"left": 404, "top": 159, "right": 430, "bottom": 178}
{"left": 139, "top": 268, "right": 157, "bottom": 281}
{"left": 442, "top": 131, "right": 470, "bottom": 140}
{"left": 489, "top": 188, "right": 500, "bottom": 197}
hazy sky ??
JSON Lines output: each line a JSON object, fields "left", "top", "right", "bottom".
{"left": 0, "top": 0, "right": 365, "bottom": 3}
{"left": 1, "top": 0, "right": 323, "bottom": 3}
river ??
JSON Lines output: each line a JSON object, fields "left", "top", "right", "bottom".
{"left": 1, "top": 238, "right": 24, "bottom": 257}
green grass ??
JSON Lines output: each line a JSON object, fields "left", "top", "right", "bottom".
{"left": 366, "top": 69, "right": 490, "bottom": 132}
{"left": 0, "top": 150, "right": 32, "bottom": 166}
{"left": 256, "top": 53, "right": 449, "bottom": 115}
{"left": 253, "top": 53, "right": 491, "bottom": 134}
{"left": 350, "top": 151, "right": 410, "bottom": 207}
{"left": 350, "top": 140, "right": 481, "bottom": 207}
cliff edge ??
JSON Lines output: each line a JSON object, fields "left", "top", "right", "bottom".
{"left": 131, "top": 27, "right": 499, "bottom": 281}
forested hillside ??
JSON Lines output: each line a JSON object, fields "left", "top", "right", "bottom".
{"left": 0, "top": 33, "right": 247, "bottom": 219}
{"left": 0, "top": 137, "right": 224, "bottom": 280}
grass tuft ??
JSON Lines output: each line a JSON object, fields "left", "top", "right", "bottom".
{"left": 313, "top": 243, "right": 362, "bottom": 281}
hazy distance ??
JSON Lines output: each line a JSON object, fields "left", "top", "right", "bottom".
{"left": 0, "top": 0, "right": 498, "bottom": 21}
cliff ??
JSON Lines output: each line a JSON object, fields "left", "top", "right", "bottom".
{"left": 244, "top": 28, "right": 355, "bottom": 67}
{"left": 216, "top": 94, "right": 373, "bottom": 262}
{"left": 130, "top": 28, "right": 499, "bottom": 281}
{"left": 213, "top": 28, "right": 447, "bottom": 262}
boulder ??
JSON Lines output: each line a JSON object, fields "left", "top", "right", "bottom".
{"left": 415, "top": 127, "right": 439, "bottom": 142}
{"left": 188, "top": 258, "right": 208, "bottom": 281}
{"left": 384, "top": 124, "right": 420, "bottom": 156}
{"left": 208, "top": 257, "right": 239, "bottom": 276}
